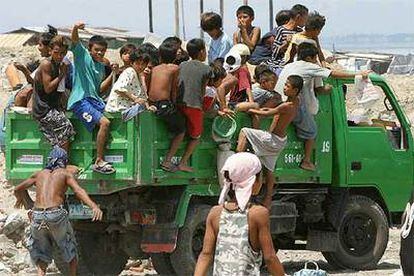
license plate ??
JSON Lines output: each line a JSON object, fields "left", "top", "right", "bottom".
{"left": 68, "top": 204, "right": 93, "bottom": 220}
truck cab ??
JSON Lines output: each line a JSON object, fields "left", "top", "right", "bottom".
{"left": 5, "top": 74, "right": 413, "bottom": 275}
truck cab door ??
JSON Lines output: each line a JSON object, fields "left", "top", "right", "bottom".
{"left": 339, "top": 79, "right": 414, "bottom": 211}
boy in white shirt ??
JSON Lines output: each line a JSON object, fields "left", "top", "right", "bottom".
{"left": 105, "top": 50, "right": 154, "bottom": 118}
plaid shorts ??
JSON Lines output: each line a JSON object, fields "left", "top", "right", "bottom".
{"left": 38, "top": 109, "right": 75, "bottom": 146}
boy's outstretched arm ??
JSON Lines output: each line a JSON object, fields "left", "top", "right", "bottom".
{"left": 249, "top": 105, "right": 285, "bottom": 116}
{"left": 66, "top": 173, "right": 103, "bottom": 221}
{"left": 71, "top": 22, "right": 85, "bottom": 44}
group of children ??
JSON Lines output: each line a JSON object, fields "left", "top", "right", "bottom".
{"left": 5, "top": 4, "right": 368, "bottom": 180}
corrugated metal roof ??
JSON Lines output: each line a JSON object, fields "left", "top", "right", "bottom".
{"left": 0, "top": 33, "right": 34, "bottom": 48}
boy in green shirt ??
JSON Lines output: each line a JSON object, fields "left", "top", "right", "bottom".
{"left": 68, "top": 22, "right": 118, "bottom": 174}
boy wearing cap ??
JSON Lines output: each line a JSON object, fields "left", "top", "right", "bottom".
{"left": 223, "top": 44, "right": 258, "bottom": 112}
{"left": 237, "top": 75, "right": 304, "bottom": 208}
{"left": 195, "top": 152, "right": 285, "bottom": 276}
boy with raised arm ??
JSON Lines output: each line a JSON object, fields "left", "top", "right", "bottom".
{"left": 68, "top": 22, "right": 118, "bottom": 174}
{"left": 237, "top": 75, "right": 303, "bottom": 209}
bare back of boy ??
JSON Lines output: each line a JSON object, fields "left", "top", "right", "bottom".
{"left": 33, "top": 169, "right": 72, "bottom": 208}
{"left": 148, "top": 64, "right": 179, "bottom": 101}
{"left": 268, "top": 99, "right": 299, "bottom": 138}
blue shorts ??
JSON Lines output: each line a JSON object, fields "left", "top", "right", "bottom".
{"left": 293, "top": 102, "right": 317, "bottom": 140}
{"left": 71, "top": 97, "right": 105, "bottom": 132}
{"left": 27, "top": 207, "right": 77, "bottom": 265}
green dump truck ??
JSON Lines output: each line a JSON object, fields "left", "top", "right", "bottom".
{"left": 5, "top": 74, "right": 413, "bottom": 275}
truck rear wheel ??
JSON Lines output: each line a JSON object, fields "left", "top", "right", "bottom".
{"left": 150, "top": 253, "right": 175, "bottom": 275}
{"left": 170, "top": 204, "right": 211, "bottom": 275}
{"left": 322, "top": 195, "right": 389, "bottom": 270}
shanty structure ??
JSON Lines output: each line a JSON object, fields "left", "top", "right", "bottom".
{"left": 0, "top": 26, "right": 144, "bottom": 48}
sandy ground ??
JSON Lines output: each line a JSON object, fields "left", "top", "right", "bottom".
{"left": 0, "top": 46, "right": 412, "bottom": 275}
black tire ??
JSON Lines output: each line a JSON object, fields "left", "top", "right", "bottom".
{"left": 322, "top": 195, "right": 389, "bottom": 270}
{"left": 150, "top": 253, "right": 175, "bottom": 275}
{"left": 170, "top": 204, "right": 211, "bottom": 276}
{"left": 76, "top": 231, "right": 129, "bottom": 275}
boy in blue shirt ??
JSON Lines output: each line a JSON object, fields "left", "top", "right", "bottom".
{"left": 68, "top": 22, "right": 118, "bottom": 174}
{"left": 200, "top": 12, "right": 233, "bottom": 64}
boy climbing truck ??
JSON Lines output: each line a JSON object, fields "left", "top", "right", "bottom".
{"left": 5, "top": 74, "right": 414, "bottom": 275}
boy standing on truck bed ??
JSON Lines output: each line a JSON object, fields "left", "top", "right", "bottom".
{"left": 177, "top": 38, "right": 211, "bottom": 172}
{"left": 276, "top": 42, "right": 370, "bottom": 171}
{"left": 68, "top": 22, "right": 118, "bottom": 174}
{"left": 14, "top": 146, "right": 103, "bottom": 276}
{"left": 32, "top": 35, "right": 75, "bottom": 153}
{"left": 237, "top": 75, "right": 303, "bottom": 209}
{"left": 147, "top": 42, "right": 186, "bottom": 172}
{"left": 194, "top": 152, "right": 285, "bottom": 276}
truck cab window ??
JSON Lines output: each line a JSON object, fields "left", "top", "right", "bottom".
{"left": 341, "top": 83, "right": 407, "bottom": 150}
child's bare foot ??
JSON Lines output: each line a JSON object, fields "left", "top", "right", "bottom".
{"left": 300, "top": 160, "right": 316, "bottom": 171}
{"left": 178, "top": 164, "right": 194, "bottom": 172}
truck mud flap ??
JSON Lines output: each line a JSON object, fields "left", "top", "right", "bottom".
{"left": 141, "top": 223, "right": 178, "bottom": 253}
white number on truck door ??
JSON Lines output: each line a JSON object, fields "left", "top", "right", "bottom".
{"left": 322, "top": 141, "right": 330, "bottom": 153}
{"left": 284, "top": 154, "right": 303, "bottom": 164}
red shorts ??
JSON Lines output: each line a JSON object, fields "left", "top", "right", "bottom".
{"left": 179, "top": 106, "right": 203, "bottom": 138}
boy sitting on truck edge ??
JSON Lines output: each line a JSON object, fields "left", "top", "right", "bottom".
{"left": 203, "top": 62, "right": 227, "bottom": 113}
{"left": 201, "top": 12, "right": 233, "bottom": 64}
{"left": 276, "top": 42, "right": 370, "bottom": 171}
{"left": 176, "top": 38, "right": 211, "bottom": 172}
{"left": 147, "top": 42, "right": 186, "bottom": 173}
{"left": 233, "top": 5, "right": 261, "bottom": 52}
{"left": 32, "top": 35, "right": 75, "bottom": 154}
{"left": 237, "top": 75, "right": 303, "bottom": 209}
{"left": 68, "top": 22, "right": 118, "bottom": 174}
{"left": 105, "top": 50, "right": 153, "bottom": 115}
{"left": 283, "top": 11, "right": 327, "bottom": 66}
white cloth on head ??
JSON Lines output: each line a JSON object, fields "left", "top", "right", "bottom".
{"left": 218, "top": 152, "right": 262, "bottom": 211}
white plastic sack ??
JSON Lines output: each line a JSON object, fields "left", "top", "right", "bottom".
{"left": 354, "top": 75, "right": 381, "bottom": 105}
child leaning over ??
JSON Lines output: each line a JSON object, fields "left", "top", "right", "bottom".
{"left": 237, "top": 75, "right": 303, "bottom": 209}
{"left": 177, "top": 39, "right": 211, "bottom": 172}
{"left": 201, "top": 12, "right": 233, "bottom": 64}
{"left": 252, "top": 66, "right": 282, "bottom": 108}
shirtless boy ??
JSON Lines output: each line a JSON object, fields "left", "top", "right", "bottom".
{"left": 237, "top": 75, "right": 303, "bottom": 209}
{"left": 147, "top": 42, "right": 186, "bottom": 172}
{"left": 14, "top": 147, "right": 102, "bottom": 276}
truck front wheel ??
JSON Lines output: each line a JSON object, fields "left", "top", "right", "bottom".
{"left": 323, "top": 195, "right": 389, "bottom": 270}
{"left": 170, "top": 204, "right": 211, "bottom": 275}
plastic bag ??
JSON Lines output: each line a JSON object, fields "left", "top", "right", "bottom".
{"left": 354, "top": 75, "right": 381, "bottom": 105}
{"left": 293, "top": 261, "right": 327, "bottom": 276}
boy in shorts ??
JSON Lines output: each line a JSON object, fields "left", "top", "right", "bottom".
{"left": 32, "top": 35, "right": 75, "bottom": 153}
{"left": 177, "top": 39, "right": 211, "bottom": 172}
{"left": 147, "top": 42, "right": 186, "bottom": 172}
{"left": 237, "top": 75, "right": 303, "bottom": 209}
{"left": 68, "top": 22, "right": 118, "bottom": 174}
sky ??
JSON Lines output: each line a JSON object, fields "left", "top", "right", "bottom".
{"left": 1, "top": 0, "right": 413, "bottom": 40}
